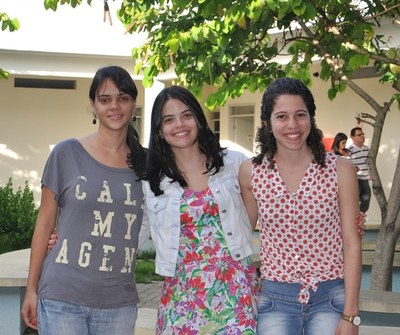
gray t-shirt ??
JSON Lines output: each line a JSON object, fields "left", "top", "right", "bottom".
{"left": 38, "top": 138, "right": 143, "bottom": 308}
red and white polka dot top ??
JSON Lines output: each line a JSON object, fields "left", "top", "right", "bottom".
{"left": 252, "top": 152, "right": 344, "bottom": 303}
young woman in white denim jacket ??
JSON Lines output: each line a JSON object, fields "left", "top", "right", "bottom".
{"left": 138, "top": 86, "right": 259, "bottom": 334}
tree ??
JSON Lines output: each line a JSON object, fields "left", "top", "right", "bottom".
{"left": 0, "top": 178, "right": 38, "bottom": 254}
{"left": 41, "top": 0, "right": 400, "bottom": 290}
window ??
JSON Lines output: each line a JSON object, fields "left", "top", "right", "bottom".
{"left": 135, "top": 107, "right": 142, "bottom": 139}
{"left": 209, "top": 111, "right": 220, "bottom": 140}
{"left": 14, "top": 78, "right": 76, "bottom": 89}
{"left": 229, "top": 106, "right": 254, "bottom": 153}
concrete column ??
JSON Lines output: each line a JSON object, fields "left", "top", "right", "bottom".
{"left": 143, "top": 81, "right": 165, "bottom": 148}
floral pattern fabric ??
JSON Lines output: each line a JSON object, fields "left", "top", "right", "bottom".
{"left": 156, "top": 187, "right": 259, "bottom": 335}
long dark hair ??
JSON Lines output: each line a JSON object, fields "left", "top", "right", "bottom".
{"left": 89, "top": 65, "right": 147, "bottom": 177}
{"left": 144, "top": 86, "right": 225, "bottom": 196}
{"left": 253, "top": 77, "right": 326, "bottom": 168}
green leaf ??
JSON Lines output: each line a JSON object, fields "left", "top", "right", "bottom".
{"left": 142, "top": 74, "right": 154, "bottom": 87}
{"left": 293, "top": 2, "right": 307, "bottom": 16}
{"left": 348, "top": 54, "right": 370, "bottom": 70}
{"left": 179, "top": 33, "right": 192, "bottom": 51}
{"left": 380, "top": 71, "right": 395, "bottom": 83}
{"left": 266, "top": 0, "right": 277, "bottom": 10}
{"left": 328, "top": 87, "right": 337, "bottom": 100}
{"left": 167, "top": 38, "right": 180, "bottom": 53}
{"left": 0, "top": 69, "right": 10, "bottom": 79}
{"left": 11, "top": 18, "right": 20, "bottom": 30}
{"left": 394, "top": 94, "right": 400, "bottom": 110}
{"left": 134, "top": 61, "right": 143, "bottom": 75}
{"left": 249, "top": 0, "right": 266, "bottom": 21}
{"left": 319, "top": 60, "right": 332, "bottom": 81}
{"left": 303, "top": 2, "right": 317, "bottom": 20}
{"left": 337, "top": 82, "right": 347, "bottom": 93}
{"left": 277, "top": 0, "right": 290, "bottom": 19}
{"left": 191, "top": 26, "right": 202, "bottom": 42}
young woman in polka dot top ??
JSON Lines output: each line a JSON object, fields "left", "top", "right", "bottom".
{"left": 240, "top": 78, "right": 361, "bottom": 335}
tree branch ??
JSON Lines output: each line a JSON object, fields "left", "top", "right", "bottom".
{"left": 386, "top": 148, "right": 400, "bottom": 230}
{"left": 361, "top": 3, "right": 400, "bottom": 22}
{"left": 346, "top": 80, "right": 383, "bottom": 112}
{"left": 331, "top": 3, "right": 400, "bottom": 27}
{"left": 298, "top": 19, "right": 397, "bottom": 115}
{"left": 326, "top": 26, "right": 400, "bottom": 66}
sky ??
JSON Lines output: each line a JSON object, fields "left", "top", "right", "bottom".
{"left": 0, "top": 0, "right": 146, "bottom": 56}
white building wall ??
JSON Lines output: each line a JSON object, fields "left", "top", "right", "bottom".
{"left": 1, "top": 0, "right": 398, "bottom": 226}
{"left": 0, "top": 73, "right": 145, "bottom": 200}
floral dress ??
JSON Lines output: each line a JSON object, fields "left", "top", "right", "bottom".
{"left": 156, "top": 187, "right": 259, "bottom": 335}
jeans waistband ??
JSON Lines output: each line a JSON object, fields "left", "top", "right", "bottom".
{"left": 260, "top": 278, "right": 344, "bottom": 302}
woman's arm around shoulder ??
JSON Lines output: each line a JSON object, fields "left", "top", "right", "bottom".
{"left": 239, "top": 158, "right": 258, "bottom": 230}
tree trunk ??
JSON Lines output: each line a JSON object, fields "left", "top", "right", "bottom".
{"left": 345, "top": 84, "right": 400, "bottom": 291}
{"left": 370, "top": 219, "right": 397, "bottom": 290}
{"left": 369, "top": 149, "right": 400, "bottom": 290}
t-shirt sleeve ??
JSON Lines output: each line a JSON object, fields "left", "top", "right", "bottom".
{"left": 41, "top": 140, "right": 71, "bottom": 202}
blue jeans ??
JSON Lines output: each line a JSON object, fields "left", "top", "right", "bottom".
{"left": 257, "top": 279, "right": 344, "bottom": 335}
{"left": 38, "top": 299, "right": 137, "bottom": 335}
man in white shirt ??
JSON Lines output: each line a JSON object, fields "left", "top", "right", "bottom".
{"left": 347, "top": 127, "right": 371, "bottom": 213}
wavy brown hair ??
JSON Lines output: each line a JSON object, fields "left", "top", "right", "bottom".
{"left": 253, "top": 78, "right": 326, "bottom": 168}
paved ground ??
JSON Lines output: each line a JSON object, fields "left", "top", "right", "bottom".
{"left": 135, "top": 281, "right": 400, "bottom": 335}
{"left": 136, "top": 282, "right": 161, "bottom": 335}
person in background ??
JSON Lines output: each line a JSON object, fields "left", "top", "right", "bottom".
{"left": 240, "top": 78, "right": 362, "bottom": 335}
{"left": 139, "top": 85, "right": 259, "bottom": 334}
{"left": 347, "top": 127, "right": 371, "bottom": 213}
{"left": 331, "top": 132, "right": 351, "bottom": 158}
{"left": 21, "top": 66, "right": 147, "bottom": 335}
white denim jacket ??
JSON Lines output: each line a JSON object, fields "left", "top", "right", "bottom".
{"left": 139, "top": 150, "right": 254, "bottom": 277}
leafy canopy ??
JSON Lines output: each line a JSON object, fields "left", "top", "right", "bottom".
{"left": 43, "top": 0, "right": 92, "bottom": 10}
{"left": 114, "top": 0, "right": 400, "bottom": 109}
